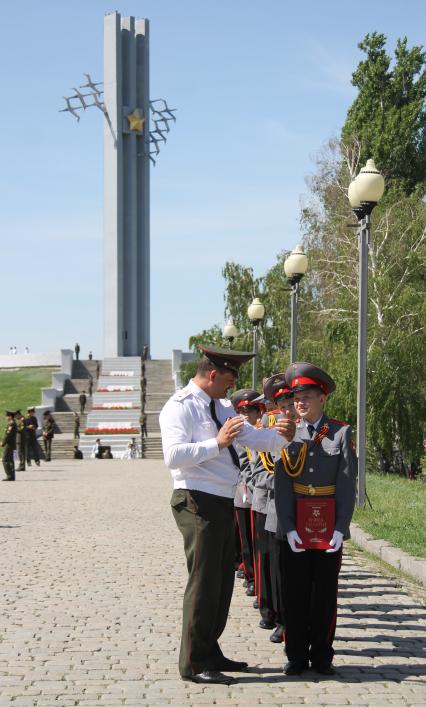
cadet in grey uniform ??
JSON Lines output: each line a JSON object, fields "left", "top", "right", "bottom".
{"left": 231, "top": 389, "right": 264, "bottom": 595}
{"left": 160, "top": 345, "right": 296, "bottom": 685}
{"left": 262, "top": 374, "right": 297, "bottom": 644}
{"left": 275, "top": 362, "right": 357, "bottom": 676}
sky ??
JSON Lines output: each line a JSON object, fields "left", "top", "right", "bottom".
{"left": 0, "top": 0, "right": 424, "bottom": 359}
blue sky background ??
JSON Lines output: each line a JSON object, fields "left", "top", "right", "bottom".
{"left": 0, "top": 0, "right": 424, "bottom": 358}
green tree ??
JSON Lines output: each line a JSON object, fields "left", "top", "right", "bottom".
{"left": 342, "top": 33, "right": 426, "bottom": 195}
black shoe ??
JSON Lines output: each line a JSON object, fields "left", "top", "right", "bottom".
{"left": 186, "top": 670, "right": 236, "bottom": 685}
{"left": 270, "top": 624, "right": 284, "bottom": 643}
{"left": 2, "top": 478, "right": 14, "bottom": 481}
{"left": 17, "top": 467, "right": 25, "bottom": 472}
{"left": 245, "top": 582, "right": 255, "bottom": 596}
{"left": 236, "top": 568, "right": 245, "bottom": 579}
{"left": 253, "top": 598, "right": 259, "bottom": 609}
{"left": 312, "top": 663, "right": 336, "bottom": 675}
{"left": 259, "top": 618, "right": 276, "bottom": 630}
{"left": 27, "top": 461, "right": 32, "bottom": 466}
{"left": 35, "top": 461, "right": 40, "bottom": 466}
{"left": 284, "top": 661, "right": 309, "bottom": 676}
{"left": 216, "top": 658, "right": 248, "bottom": 672}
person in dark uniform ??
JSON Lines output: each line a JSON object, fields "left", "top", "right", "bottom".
{"left": 88, "top": 377, "right": 93, "bottom": 396}
{"left": 231, "top": 389, "right": 264, "bottom": 596}
{"left": 73, "top": 445, "right": 83, "bottom": 459}
{"left": 73, "top": 412, "right": 80, "bottom": 439}
{"left": 25, "top": 407, "right": 40, "bottom": 466}
{"left": 79, "top": 391, "right": 87, "bottom": 414}
{"left": 74, "top": 342, "right": 80, "bottom": 360}
{"left": 42, "top": 411, "right": 55, "bottom": 462}
{"left": 88, "top": 351, "right": 93, "bottom": 361}
{"left": 15, "top": 410, "right": 27, "bottom": 471}
{"left": 262, "top": 374, "right": 297, "bottom": 644}
{"left": 1, "top": 411, "right": 17, "bottom": 480}
{"left": 141, "top": 412, "right": 148, "bottom": 438}
{"left": 159, "top": 346, "right": 296, "bottom": 685}
{"left": 275, "top": 362, "right": 357, "bottom": 676}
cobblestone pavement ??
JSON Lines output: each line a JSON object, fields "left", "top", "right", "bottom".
{"left": 1, "top": 459, "right": 426, "bottom": 707}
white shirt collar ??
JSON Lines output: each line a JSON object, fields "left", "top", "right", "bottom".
{"left": 305, "top": 415, "right": 324, "bottom": 430}
{"left": 188, "top": 378, "right": 211, "bottom": 406}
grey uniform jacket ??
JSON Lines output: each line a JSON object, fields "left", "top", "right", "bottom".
{"left": 234, "top": 443, "right": 253, "bottom": 509}
{"left": 275, "top": 415, "right": 357, "bottom": 540}
{"left": 249, "top": 450, "right": 275, "bottom": 514}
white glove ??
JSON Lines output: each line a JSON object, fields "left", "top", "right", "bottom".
{"left": 326, "top": 530, "right": 344, "bottom": 553}
{"left": 287, "top": 530, "right": 305, "bottom": 553}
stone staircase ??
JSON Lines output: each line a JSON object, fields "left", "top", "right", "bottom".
{"left": 143, "top": 359, "right": 174, "bottom": 459}
{"left": 47, "top": 357, "right": 173, "bottom": 460}
{"left": 49, "top": 360, "right": 99, "bottom": 460}
{"left": 78, "top": 357, "right": 142, "bottom": 459}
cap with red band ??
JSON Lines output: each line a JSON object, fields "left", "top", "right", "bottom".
{"left": 284, "top": 362, "right": 336, "bottom": 395}
{"left": 263, "top": 373, "right": 294, "bottom": 403}
{"left": 230, "top": 388, "right": 263, "bottom": 411}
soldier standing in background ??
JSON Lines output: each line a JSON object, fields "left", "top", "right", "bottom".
{"left": 42, "top": 411, "right": 55, "bottom": 462}
{"left": 79, "top": 391, "right": 87, "bottom": 414}
{"left": 15, "top": 410, "right": 27, "bottom": 471}
{"left": 74, "top": 342, "right": 80, "bottom": 360}
{"left": 88, "top": 377, "right": 93, "bottom": 396}
{"left": 25, "top": 407, "right": 40, "bottom": 467}
{"left": 73, "top": 412, "right": 80, "bottom": 439}
{"left": 1, "top": 411, "right": 17, "bottom": 481}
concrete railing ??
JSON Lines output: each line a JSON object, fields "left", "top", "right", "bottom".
{"left": 172, "top": 349, "right": 196, "bottom": 389}
{"left": 36, "top": 349, "right": 74, "bottom": 426}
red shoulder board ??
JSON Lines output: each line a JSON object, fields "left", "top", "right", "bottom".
{"left": 328, "top": 418, "right": 349, "bottom": 427}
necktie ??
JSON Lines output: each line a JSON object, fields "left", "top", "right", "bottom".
{"left": 307, "top": 424, "right": 316, "bottom": 438}
{"left": 209, "top": 399, "right": 240, "bottom": 469}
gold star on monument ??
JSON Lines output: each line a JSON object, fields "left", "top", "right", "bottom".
{"left": 127, "top": 109, "right": 145, "bottom": 132}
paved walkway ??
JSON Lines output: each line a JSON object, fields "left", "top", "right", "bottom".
{"left": 1, "top": 460, "right": 426, "bottom": 706}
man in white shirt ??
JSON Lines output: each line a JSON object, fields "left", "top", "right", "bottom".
{"left": 160, "top": 345, "right": 295, "bottom": 685}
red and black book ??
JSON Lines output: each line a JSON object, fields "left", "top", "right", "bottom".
{"left": 296, "top": 498, "right": 335, "bottom": 550}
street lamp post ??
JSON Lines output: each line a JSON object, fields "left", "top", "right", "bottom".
{"left": 223, "top": 318, "right": 238, "bottom": 349}
{"left": 247, "top": 298, "right": 265, "bottom": 389}
{"left": 348, "top": 158, "right": 385, "bottom": 508}
{"left": 284, "top": 245, "right": 309, "bottom": 362}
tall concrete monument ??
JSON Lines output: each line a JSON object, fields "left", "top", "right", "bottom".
{"left": 61, "top": 12, "right": 176, "bottom": 357}
{"left": 103, "top": 13, "right": 150, "bottom": 357}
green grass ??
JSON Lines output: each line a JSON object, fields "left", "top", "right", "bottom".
{"left": 0, "top": 367, "right": 59, "bottom": 417}
{"left": 354, "top": 472, "right": 426, "bottom": 559}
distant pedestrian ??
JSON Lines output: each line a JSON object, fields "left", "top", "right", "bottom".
{"left": 25, "top": 407, "right": 40, "bottom": 466}
{"left": 74, "top": 342, "right": 80, "bottom": 360}
{"left": 42, "top": 411, "right": 55, "bottom": 462}
{"left": 96, "top": 361, "right": 101, "bottom": 379}
{"left": 141, "top": 412, "right": 148, "bottom": 438}
{"left": 8, "top": 346, "right": 12, "bottom": 355}
{"left": 88, "top": 351, "right": 93, "bottom": 360}
{"left": 73, "top": 445, "right": 83, "bottom": 460}
{"left": 88, "top": 377, "right": 93, "bottom": 396}
{"left": 15, "top": 410, "right": 27, "bottom": 471}
{"left": 142, "top": 344, "right": 149, "bottom": 361}
{"left": 1, "top": 411, "right": 17, "bottom": 481}
{"left": 79, "top": 391, "right": 87, "bottom": 414}
{"left": 24, "top": 346, "right": 29, "bottom": 354}
{"left": 73, "top": 412, "right": 80, "bottom": 439}
{"left": 91, "top": 438, "right": 101, "bottom": 458}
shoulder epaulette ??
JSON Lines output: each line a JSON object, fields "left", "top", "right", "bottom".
{"left": 172, "top": 387, "right": 192, "bottom": 402}
{"left": 328, "top": 417, "right": 349, "bottom": 427}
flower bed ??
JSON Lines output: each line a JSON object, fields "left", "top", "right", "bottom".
{"left": 96, "top": 387, "right": 135, "bottom": 392}
{"left": 84, "top": 427, "right": 140, "bottom": 435}
{"left": 92, "top": 404, "right": 138, "bottom": 410}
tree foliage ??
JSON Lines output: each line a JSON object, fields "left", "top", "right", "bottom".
{"left": 182, "top": 33, "right": 426, "bottom": 464}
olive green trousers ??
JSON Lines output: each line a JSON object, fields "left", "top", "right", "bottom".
{"left": 171, "top": 488, "right": 235, "bottom": 678}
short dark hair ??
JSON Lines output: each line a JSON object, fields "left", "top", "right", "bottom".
{"left": 197, "top": 355, "right": 232, "bottom": 378}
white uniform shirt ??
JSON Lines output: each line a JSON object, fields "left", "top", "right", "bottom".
{"left": 159, "top": 379, "right": 291, "bottom": 499}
